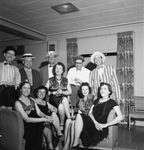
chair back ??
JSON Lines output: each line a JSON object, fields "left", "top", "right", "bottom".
{"left": 134, "top": 96, "right": 144, "bottom": 112}
{"left": 0, "top": 109, "right": 25, "bottom": 150}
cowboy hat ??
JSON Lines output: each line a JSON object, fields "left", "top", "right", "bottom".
{"left": 21, "top": 53, "right": 36, "bottom": 60}
{"left": 45, "top": 51, "right": 58, "bottom": 58}
{"left": 90, "top": 51, "right": 105, "bottom": 63}
{"left": 3, "top": 46, "right": 17, "bottom": 56}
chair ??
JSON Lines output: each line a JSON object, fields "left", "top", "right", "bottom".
{"left": 128, "top": 96, "right": 144, "bottom": 130}
{"left": 79, "top": 109, "right": 118, "bottom": 150}
{"left": 0, "top": 109, "right": 25, "bottom": 150}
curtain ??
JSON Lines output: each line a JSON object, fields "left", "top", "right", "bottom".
{"left": 66, "top": 38, "right": 78, "bottom": 71}
{"left": 117, "top": 31, "right": 134, "bottom": 122}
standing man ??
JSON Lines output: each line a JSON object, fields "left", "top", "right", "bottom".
{"left": 19, "top": 53, "right": 42, "bottom": 97}
{"left": 67, "top": 55, "right": 90, "bottom": 108}
{"left": 89, "top": 51, "right": 121, "bottom": 103}
{"left": 0, "top": 46, "right": 21, "bottom": 108}
{"left": 40, "top": 50, "right": 58, "bottom": 85}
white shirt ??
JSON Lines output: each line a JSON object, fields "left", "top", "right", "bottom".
{"left": 48, "top": 64, "right": 54, "bottom": 79}
{"left": 0, "top": 62, "right": 21, "bottom": 87}
{"left": 67, "top": 66, "right": 90, "bottom": 86}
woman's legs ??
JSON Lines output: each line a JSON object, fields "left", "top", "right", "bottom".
{"left": 62, "top": 97, "right": 71, "bottom": 119}
{"left": 43, "top": 127, "right": 54, "bottom": 150}
{"left": 58, "top": 103, "right": 65, "bottom": 129}
{"left": 51, "top": 112, "right": 63, "bottom": 136}
{"left": 63, "top": 118, "right": 72, "bottom": 150}
{"left": 72, "top": 114, "right": 83, "bottom": 147}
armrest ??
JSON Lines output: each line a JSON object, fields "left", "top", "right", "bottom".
{"left": 0, "top": 109, "right": 25, "bottom": 150}
{"left": 106, "top": 109, "right": 118, "bottom": 146}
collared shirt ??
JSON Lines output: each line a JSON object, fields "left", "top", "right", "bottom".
{"left": 48, "top": 64, "right": 53, "bottom": 79}
{"left": 67, "top": 66, "right": 90, "bottom": 86}
{"left": 24, "top": 68, "right": 33, "bottom": 86}
{"left": 0, "top": 62, "right": 21, "bottom": 87}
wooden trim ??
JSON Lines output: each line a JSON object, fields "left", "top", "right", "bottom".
{"left": 81, "top": 52, "right": 117, "bottom": 57}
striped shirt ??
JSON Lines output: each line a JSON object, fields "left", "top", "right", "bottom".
{"left": 89, "top": 65, "right": 121, "bottom": 103}
{"left": 0, "top": 62, "right": 21, "bottom": 87}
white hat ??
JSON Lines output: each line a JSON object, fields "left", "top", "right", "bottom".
{"left": 45, "top": 51, "right": 58, "bottom": 59}
{"left": 90, "top": 51, "right": 105, "bottom": 63}
{"left": 21, "top": 53, "right": 36, "bottom": 60}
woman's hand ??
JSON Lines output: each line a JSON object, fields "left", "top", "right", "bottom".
{"left": 94, "top": 122, "right": 108, "bottom": 131}
{"left": 45, "top": 116, "right": 53, "bottom": 123}
{"left": 57, "top": 88, "right": 63, "bottom": 95}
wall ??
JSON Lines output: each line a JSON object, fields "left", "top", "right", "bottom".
{"left": 0, "top": 23, "right": 144, "bottom": 96}
{"left": 46, "top": 23, "right": 144, "bottom": 96}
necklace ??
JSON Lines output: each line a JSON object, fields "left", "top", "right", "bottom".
{"left": 56, "top": 77, "right": 62, "bottom": 81}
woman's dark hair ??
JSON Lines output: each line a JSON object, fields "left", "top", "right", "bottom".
{"left": 97, "top": 82, "right": 112, "bottom": 99}
{"left": 52, "top": 62, "right": 65, "bottom": 76}
{"left": 78, "top": 82, "right": 91, "bottom": 98}
{"left": 33, "top": 85, "right": 48, "bottom": 100}
{"left": 17, "top": 80, "right": 31, "bottom": 97}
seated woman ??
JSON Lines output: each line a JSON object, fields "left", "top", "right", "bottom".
{"left": 45, "top": 62, "right": 72, "bottom": 131}
{"left": 71, "top": 82, "right": 123, "bottom": 149}
{"left": 34, "top": 85, "right": 63, "bottom": 150}
{"left": 14, "top": 81, "right": 52, "bottom": 150}
{"left": 63, "top": 82, "right": 94, "bottom": 150}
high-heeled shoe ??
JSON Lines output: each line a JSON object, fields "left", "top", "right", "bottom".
{"left": 71, "top": 144, "right": 79, "bottom": 150}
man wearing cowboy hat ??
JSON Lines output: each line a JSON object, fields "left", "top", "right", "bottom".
{"left": 89, "top": 51, "right": 121, "bottom": 103}
{"left": 0, "top": 46, "right": 21, "bottom": 108}
{"left": 40, "top": 50, "right": 58, "bottom": 85}
{"left": 67, "top": 55, "right": 90, "bottom": 108}
{"left": 19, "top": 53, "right": 42, "bottom": 97}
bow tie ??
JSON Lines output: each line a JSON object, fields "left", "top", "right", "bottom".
{"left": 4, "top": 62, "right": 11, "bottom": 65}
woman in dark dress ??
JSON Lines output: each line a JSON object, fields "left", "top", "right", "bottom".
{"left": 14, "top": 81, "right": 51, "bottom": 150}
{"left": 45, "top": 62, "right": 72, "bottom": 130}
{"left": 71, "top": 82, "right": 123, "bottom": 149}
{"left": 63, "top": 82, "right": 94, "bottom": 150}
{"left": 34, "top": 85, "right": 63, "bottom": 150}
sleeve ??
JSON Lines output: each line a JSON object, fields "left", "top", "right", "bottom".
{"left": 15, "top": 67, "right": 21, "bottom": 88}
{"left": 111, "top": 66, "right": 121, "bottom": 103}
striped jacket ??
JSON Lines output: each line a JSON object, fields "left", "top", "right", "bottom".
{"left": 89, "top": 65, "right": 121, "bottom": 103}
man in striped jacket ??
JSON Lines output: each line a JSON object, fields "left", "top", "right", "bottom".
{"left": 89, "top": 51, "right": 121, "bottom": 103}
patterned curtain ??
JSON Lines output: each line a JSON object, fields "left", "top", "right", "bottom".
{"left": 66, "top": 38, "right": 78, "bottom": 71}
{"left": 117, "top": 31, "right": 134, "bottom": 122}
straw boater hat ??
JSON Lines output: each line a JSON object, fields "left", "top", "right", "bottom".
{"left": 45, "top": 51, "right": 58, "bottom": 59}
{"left": 90, "top": 51, "right": 106, "bottom": 63}
{"left": 21, "top": 53, "right": 36, "bottom": 60}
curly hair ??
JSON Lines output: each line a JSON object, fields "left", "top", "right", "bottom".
{"left": 77, "top": 82, "right": 91, "bottom": 98}
{"left": 33, "top": 85, "right": 48, "bottom": 100}
{"left": 17, "top": 80, "right": 31, "bottom": 97}
{"left": 97, "top": 82, "right": 112, "bottom": 99}
{"left": 52, "top": 62, "right": 65, "bottom": 76}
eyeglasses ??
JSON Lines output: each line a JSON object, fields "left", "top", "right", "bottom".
{"left": 75, "top": 62, "right": 83, "bottom": 64}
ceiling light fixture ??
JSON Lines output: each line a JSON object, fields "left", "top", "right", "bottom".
{"left": 51, "top": 3, "right": 79, "bottom": 14}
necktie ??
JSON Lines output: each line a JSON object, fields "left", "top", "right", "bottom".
{"left": 26, "top": 69, "right": 33, "bottom": 86}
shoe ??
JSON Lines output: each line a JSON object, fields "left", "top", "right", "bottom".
{"left": 71, "top": 144, "right": 79, "bottom": 150}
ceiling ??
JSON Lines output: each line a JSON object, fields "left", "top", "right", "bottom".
{"left": 0, "top": 0, "right": 144, "bottom": 42}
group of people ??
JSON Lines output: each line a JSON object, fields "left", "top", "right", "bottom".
{"left": 0, "top": 45, "right": 123, "bottom": 150}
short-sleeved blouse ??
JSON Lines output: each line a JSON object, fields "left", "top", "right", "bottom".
{"left": 80, "top": 99, "right": 118, "bottom": 147}
{"left": 77, "top": 94, "right": 94, "bottom": 115}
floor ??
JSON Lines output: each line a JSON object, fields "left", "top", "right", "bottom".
{"left": 114, "top": 125, "right": 144, "bottom": 150}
